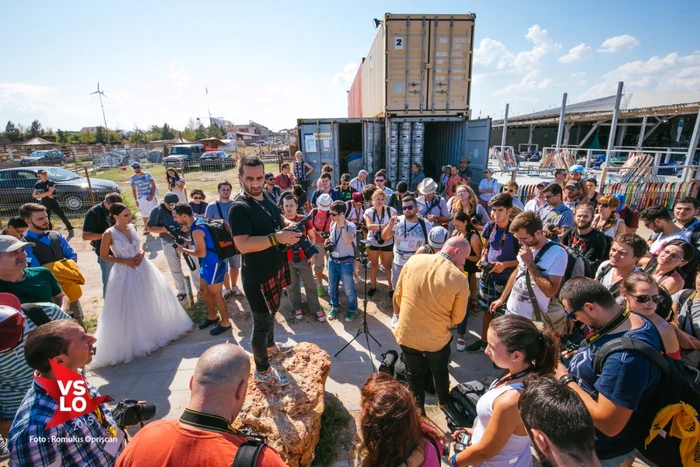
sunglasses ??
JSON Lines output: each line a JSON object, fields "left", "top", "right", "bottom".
{"left": 329, "top": 212, "right": 339, "bottom": 217}
{"left": 599, "top": 203, "right": 609, "bottom": 208}
{"left": 504, "top": 189, "right": 517, "bottom": 193}
{"left": 375, "top": 179, "right": 385, "bottom": 183}
{"left": 402, "top": 205, "right": 416, "bottom": 211}
{"left": 193, "top": 197, "right": 202, "bottom": 200}
{"left": 661, "top": 250, "right": 684, "bottom": 261}
{"left": 629, "top": 294, "right": 664, "bottom": 304}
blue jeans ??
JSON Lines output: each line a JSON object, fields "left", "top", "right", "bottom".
{"left": 97, "top": 255, "right": 113, "bottom": 298}
{"left": 328, "top": 259, "right": 357, "bottom": 312}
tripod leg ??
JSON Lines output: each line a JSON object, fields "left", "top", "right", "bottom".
{"left": 334, "top": 326, "right": 364, "bottom": 357}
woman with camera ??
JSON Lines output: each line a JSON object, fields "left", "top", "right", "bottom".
{"left": 450, "top": 315, "right": 558, "bottom": 467}
{"left": 346, "top": 192, "right": 366, "bottom": 279}
{"left": 326, "top": 200, "right": 358, "bottom": 321}
{"left": 358, "top": 372, "right": 445, "bottom": 467}
{"left": 166, "top": 168, "right": 187, "bottom": 203}
{"left": 448, "top": 184, "right": 488, "bottom": 231}
{"left": 451, "top": 211, "right": 483, "bottom": 351}
{"left": 364, "top": 189, "right": 396, "bottom": 298}
{"left": 621, "top": 271, "right": 680, "bottom": 359}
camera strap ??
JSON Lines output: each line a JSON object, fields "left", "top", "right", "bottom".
{"left": 583, "top": 308, "right": 630, "bottom": 345}
{"left": 179, "top": 408, "right": 236, "bottom": 435}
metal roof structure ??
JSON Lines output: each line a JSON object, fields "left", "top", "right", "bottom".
{"left": 493, "top": 92, "right": 700, "bottom": 128}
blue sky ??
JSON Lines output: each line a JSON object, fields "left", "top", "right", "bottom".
{"left": 2, "top": 0, "right": 700, "bottom": 132}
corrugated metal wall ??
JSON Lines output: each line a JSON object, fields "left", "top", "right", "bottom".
{"left": 362, "top": 24, "right": 386, "bottom": 118}
{"left": 348, "top": 59, "right": 364, "bottom": 118}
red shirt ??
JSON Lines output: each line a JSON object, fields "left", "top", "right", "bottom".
{"left": 275, "top": 173, "right": 293, "bottom": 190}
{"left": 445, "top": 175, "right": 466, "bottom": 197}
{"left": 115, "top": 419, "right": 287, "bottom": 467}
{"left": 284, "top": 214, "right": 314, "bottom": 261}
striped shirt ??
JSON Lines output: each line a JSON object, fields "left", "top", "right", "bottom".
{"left": 0, "top": 303, "right": 70, "bottom": 420}
{"left": 9, "top": 379, "right": 123, "bottom": 467}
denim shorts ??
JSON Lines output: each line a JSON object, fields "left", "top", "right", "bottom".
{"left": 226, "top": 254, "right": 241, "bottom": 269}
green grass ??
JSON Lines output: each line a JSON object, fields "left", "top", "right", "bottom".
{"left": 314, "top": 394, "right": 353, "bottom": 466}
{"left": 83, "top": 317, "right": 98, "bottom": 334}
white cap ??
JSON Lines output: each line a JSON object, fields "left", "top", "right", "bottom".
{"left": 428, "top": 226, "right": 449, "bottom": 250}
{"left": 317, "top": 194, "right": 333, "bottom": 211}
{"left": 0, "top": 235, "right": 34, "bottom": 253}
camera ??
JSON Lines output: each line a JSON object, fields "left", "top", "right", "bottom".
{"left": 478, "top": 260, "right": 495, "bottom": 275}
{"left": 373, "top": 231, "right": 385, "bottom": 245}
{"left": 282, "top": 214, "right": 320, "bottom": 262}
{"left": 112, "top": 399, "right": 156, "bottom": 428}
{"left": 471, "top": 213, "right": 483, "bottom": 225}
{"left": 164, "top": 224, "right": 197, "bottom": 271}
{"left": 455, "top": 432, "right": 471, "bottom": 453}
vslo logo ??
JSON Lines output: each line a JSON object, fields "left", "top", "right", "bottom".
{"left": 35, "top": 360, "right": 112, "bottom": 429}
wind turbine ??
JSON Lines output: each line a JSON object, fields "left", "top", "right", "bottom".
{"left": 90, "top": 82, "right": 110, "bottom": 145}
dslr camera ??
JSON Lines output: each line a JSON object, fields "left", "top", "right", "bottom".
{"left": 282, "top": 214, "right": 320, "bottom": 262}
{"left": 478, "top": 260, "right": 495, "bottom": 275}
{"left": 471, "top": 213, "right": 483, "bottom": 226}
{"left": 112, "top": 399, "right": 156, "bottom": 428}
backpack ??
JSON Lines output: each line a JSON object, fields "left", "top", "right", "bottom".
{"left": 595, "top": 263, "right": 622, "bottom": 299}
{"left": 231, "top": 439, "right": 264, "bottom": 467}
{"left": 593, "top": 336, "right": 700, "bottom": 467}
{"left": 20, "top": 304, "right": 50, "bottom": 326}
{"left": 197, "top": 218, "right": 238, "bottom": 260}
{"left": 560, "top": 244, "right": 595, "bottom": 280}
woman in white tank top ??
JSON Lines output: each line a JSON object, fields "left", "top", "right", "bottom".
{"left": 449, "top": 315, "right": 559, "bottom": 467}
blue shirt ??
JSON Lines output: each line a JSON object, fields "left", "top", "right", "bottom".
{"left": 129, "top": 172, "right": 154, "bottom": 198}
{"left": 540, "top": 203, "right": 574, "bottom": 231}
{"left": 567, "top": 317, "right": 662, "bottom": 460}
{"left": 204, "top": 200, "right": 234, "bottom": 221}
{"left": 190, "top": 218, "right": 222, "bottom": 267}
{"left": 482, "top": 221, "right": 518, "bottom": 280}
{"left": 311, "top": 188, "right": 340, "bottom": 206}
{"left": 24, "top": 230, "right": 77, "bottom": 267}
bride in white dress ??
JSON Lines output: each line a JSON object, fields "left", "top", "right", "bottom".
{"left": 89, "top": 203, "right": 193, "bottom": 369}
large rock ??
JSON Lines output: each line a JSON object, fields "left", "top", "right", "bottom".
{"left": 233, "top": 342, "right": 331, "bottom": 467}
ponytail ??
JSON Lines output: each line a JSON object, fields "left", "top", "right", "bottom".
{"left": 490, "top": 315, "right": 559, "bottom": 376}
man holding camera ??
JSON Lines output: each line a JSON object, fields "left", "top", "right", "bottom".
{"left": 310, "top": 194, "right": 333, "bottom": 296}
{"left": 32, "top": 168, "right": 74, "bottom": 232}
{"left": 281, "top": 193, "right": 324, "bottom": 322}
{"left": 229, "top": 155, "right": 301, "bottom": 387}
{"left": 115, "top": 343, "right": 286, "bottom": 467}
{"left": 82, "top": 193, "right": 122, "bottom": 297}
{"left": 326, "top": 200, "right": 358, "bottom": 321}
{"left": 148, "top": 192, "right": 200, "bottom": 301}
{"left": 173, "top": 203, "right": 231, "bottom": 336}
{"left": 8, "top": 319, "right": 125, "bottom": 467}
{"left": 540, "top": 183, "right": 574, "bottom": 240}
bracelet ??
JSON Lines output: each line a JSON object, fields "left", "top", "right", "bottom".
{"left": 450, "top": 453, "right": 458, "bottom": 467}
{"left": 559, "top": 374, "right": 576, "bottom": 386}
{"left": 268, "top": 233, "right": 278, "bottom": 247}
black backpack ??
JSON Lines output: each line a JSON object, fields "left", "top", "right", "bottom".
{"left": 560, "top": 244, "right": 595, "bottom": 280}
{"left": 593, "top": 336, "right": 700, "bottom": 466}
{"left": 231, "top": 439, "right": 264, "bottom": 467}
{"left": 197, "top": 218, "right": 238, "bottom": 259}
{"left": 595, "top": 263, "right": 622, "bottom": 299}
{"left": 21, "top": 304, "right": 51, "bottom": 326}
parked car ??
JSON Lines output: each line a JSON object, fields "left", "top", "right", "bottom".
{"left": 200, "top": 151, "right": 236, "bottom": 170}
{"left": 163, "top": 144, "right": 205, "bottom": 170}
{"left": 20, "top": 150, "right": 66, "bottom": 166}
{"left": 148, "top": 149, "right": 163, "bottom": 163}
{"left": 0, "top": 166, "right": 120, "bottom": 212}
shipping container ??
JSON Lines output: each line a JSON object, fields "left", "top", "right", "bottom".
{"left": 296, "top": 118, "right": 384, "bottom": 189}
{"left": 362, "top": 13, "right": 475, "bottom": 118}
{"left": 348, "top": 58, "right": 364, "bottom": 118}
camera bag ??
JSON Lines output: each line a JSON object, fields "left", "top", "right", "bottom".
{"left": 443, "top": 381, "right": 486, "bottom": 431}
{"left": 231, "top": 439, "right": 264, "bottom": 467}
{"left": 379, "top": 350, "right": 436, "bottom": 395}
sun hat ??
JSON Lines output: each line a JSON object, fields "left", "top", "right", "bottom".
{"left": 428, "top": 226, "right": 449, "bottom": 250}
{"left": 317, "top": 194, "right": 333, "bottom": 212}
{"left": 417, "top": 178, "right": 438, "bottom": 196}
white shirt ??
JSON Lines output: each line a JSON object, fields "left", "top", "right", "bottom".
{"left": 392, "top": 216, "right": 432, "bottom": 265}
{"left": 506, "top": 242, "right": 568, "bottom": 320}
{"left": 649, "top": 231, "right": 689, "bottom": 255}
{"left": 364, "top": 206, "right": 396, "bottom": 247}
{"left": 350, "top": 177, "right": 366, "bottom": 192}
{"left": 596, "top": 260, "right": 641, "bottom": 305}
{"left": 524, "top": 198, "right": 546, "bottom": 213}
{"left": 478, "top": 178, "right": 499, "bottom": 202}
{"left": 380, "top": 186, "right": 393, "bottom": 204}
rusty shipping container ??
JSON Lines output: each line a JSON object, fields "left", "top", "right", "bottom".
{"left": 362, "top": 13, "right": 475, "bottom": 118}
{"left": 348, "top": 58, "right": 364, "bottom": 118}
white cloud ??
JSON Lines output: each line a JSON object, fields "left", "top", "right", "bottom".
{"left": 571, "top": 71, "right": 587, "bottom": 78}
{"left": 597, "top": 35, "right": 640, "bottom": 53}
{"left": 474, "top": 39, "right": 515, "bottom": 69}
{"left": 331, "top": 62, "right": 359, "bottom": 86}
{"left": 168, "top": 60, "right": 190, "bottom": 92}
{"left": 559, "top": 43, "right": 592, "bottom": 64}
{"left": 579, "top": 51, "right": 700, "bottom": 100}
{"left": 492, "top": 70, "right": 554, "bottom": 97}
{"left": 513, "top": 25, "right": 562, "bottom": 72}
{"left": 0, "top": 82, "right": 58, "bottom": 114}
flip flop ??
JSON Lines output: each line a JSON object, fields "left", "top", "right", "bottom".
{"left": 210, "top": 324, "right": 232, "bottom": 336}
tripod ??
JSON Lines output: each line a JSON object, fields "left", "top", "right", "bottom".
{"left": 334, "top": 250, "right": 381, "bottom": 372}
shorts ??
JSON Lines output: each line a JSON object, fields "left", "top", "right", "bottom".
{"left": 226, "top": 254, "right": 241, "bottom": 269}
{"left": 313, "top": 241, "right": 326, "bottom": 274}
{"left": 200, "top": 259, "right": 228, "bottom": 285}
{"left": 137, "top": 196, "right": 159, "bottom": 218}
{"left": 369, "top": 244, "right": 393, "bottom": 252}
{"left": 477, "top": 275, "right": 509, "bottom": 310}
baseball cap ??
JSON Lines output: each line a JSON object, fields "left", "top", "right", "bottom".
{"left": 536, "top": 181, "right": 548, "bottom": 189}
{"left": 566, "top": 180, "right": 582, "bottom": 189}
{"left": 0, "top": 294, "right": 24, "bottom": 353}
{"left": 428, "top": 226, "right": 449, "bottom": 250}
{"left": 36, "top": 169, "right": 47, "bottom": 174}
{"left": 317, "top": 194, "right": 333, "bottom": 211}
{"left": 569, "top": 164, "right": 584, "bottom": 174}
{"left": 0, "top": 235, "right": 34, "bottom": 253}
{"left": 131, "top": 162, "right": 141, "bottom": 169}
{"left": 351, "top": 192, "right": 364, "bottom": 203}
{"left": 164, "top": 192, "right": 180, "bottom": 204}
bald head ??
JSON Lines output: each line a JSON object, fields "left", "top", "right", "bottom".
{"left": 192, "top": 343, "right": 250, "bottom": 391}
{"left": 441, "top": 236, "right": 470, "bottom": 269}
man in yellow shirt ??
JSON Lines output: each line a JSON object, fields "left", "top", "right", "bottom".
{"left": 392, "top": 236, "right": 470, "bottom": 412}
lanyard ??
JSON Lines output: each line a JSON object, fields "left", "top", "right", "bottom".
{"left": 584, "top": 308, "right": 630, "bottom": 345}
{"left": 490, "top": 367, "right": 533, "bottom": 389}
{"left": 332, "top": 225, "right": 344, "bottom": 250}
{"left": 489, "top": 221, "right": 511, "bottom": 252}
{"left": 243, "top": 193, "right": 279, "bottom": 227}
{"left": 373, "top": 207, "right": 387, "bottom": 231}
{"left": 403, "top": 218, "right": 421, "bottom": 239}
{"left": 180, "top": 409, "right": 236, "bottom": 435}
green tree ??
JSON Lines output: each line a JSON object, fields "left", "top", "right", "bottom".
{"left": 29, "top": 120, "right": 43, "bottom": 138}
{"left": 149, "top": 125, "right": 163, "bottom": 140}
{"left": 56, "top": 129, "right": 67, "bottom": 144}
{"left": 95, "top": 126, "right": 107, "bottom": 144}
{"left": 81, "top": 131, "right": 96, "bottom": 144}
{"left": 207, "top": 124, "right": 224, "bottom": 139}
{"left": 5, "top": 121, "right": 21, "bottom": 142}
{"left": 194, "top": 124, "right": 207, "bottom": 140}
{"left": 182, "top": 128, "right": 196, "bottom": 141}
{"left": 161, "top": 123, "right": 175, "bottom": 140}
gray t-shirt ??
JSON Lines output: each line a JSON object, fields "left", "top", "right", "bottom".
{"left": 673, "top": 289, "right": 700, "bottom": 368}
{"left": 204, "top": 200, "right": 234, "bottom": 221}
{"left": 328, "top": 222, "right": 356, "bottom": 258}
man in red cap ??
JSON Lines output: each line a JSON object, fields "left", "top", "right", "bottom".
{"left": 0, "top": 293, "right": 70, "bottom": 439}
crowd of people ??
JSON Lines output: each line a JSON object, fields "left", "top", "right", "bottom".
{"left": 1, "top": 152, "right": 699, "bottom": 466}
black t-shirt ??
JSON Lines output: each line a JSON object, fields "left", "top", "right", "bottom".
{"left": 335, "top": 185, "right": 357, "bottom": 202}
{"left": 229, "top": 192, "right": 286, "bottom": 284}
{"left": 34, "top": 180, "right": 57, "bottom": 201}
{"left": 82, "top": 202, "right": 112, "bottom": 251}
{"left": 562, "top": 227, "right": 609, "bottom": 270}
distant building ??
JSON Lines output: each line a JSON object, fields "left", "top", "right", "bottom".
{"left": 230, "top": 121, "right": 270, "bottom": 138}
{"left": 80, "top": 127, "right": 99, "bottom": 134}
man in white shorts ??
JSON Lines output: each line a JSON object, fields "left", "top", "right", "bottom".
{"left": 130, "top": 162, "right": 158, "bottom": 234}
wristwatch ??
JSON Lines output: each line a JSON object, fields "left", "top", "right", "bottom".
{"left": 559, "top": 374, "right": 577, "bottom": 387}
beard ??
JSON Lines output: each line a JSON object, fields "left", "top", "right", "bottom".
{"left": 576, "top": 220, "right": 593, "bottom": 230}
{"left": 242, "top": 184, "right": 262, "bottom": 197}
{"left": 30, "top": 220, "right": 48, "bottom": 231}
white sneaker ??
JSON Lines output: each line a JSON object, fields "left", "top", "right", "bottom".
{"left": 391, "top": 314, "right": 399, "bottom": 329}
{"left": 231, "top": 286, "right": 244, "bottom": 296}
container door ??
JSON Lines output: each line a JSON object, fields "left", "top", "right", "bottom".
{"left": 298, "top": 121, "right": 339, "bottom": 189}
{"left": 363, "top": 120, "right": 384, "bottom": 177}
{"left": 427, "top": 17, "right": 473, "bottom": 114}
{"left": 385, "top": 16, "right": 429, "bottom": 114}
{"left": 464, "top": 118, "right": 492, "bottom": 176}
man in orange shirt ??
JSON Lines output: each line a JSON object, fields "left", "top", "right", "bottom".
{"left": 444, "top": 165, "right": 466, "bottom": 199}
{"left": 274, "top": 163, "right": 295, "bottom": 190}
{"left": 116, "top": 344, "right": 286, "bottom": 467}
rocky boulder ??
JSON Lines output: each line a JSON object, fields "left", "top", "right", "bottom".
{"left": 233, "top": 342, "right": 332, "bottom": 467}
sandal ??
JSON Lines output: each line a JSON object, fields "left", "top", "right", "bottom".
{"left": 177, "top": 293, "right": 187, "bottom": 301}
